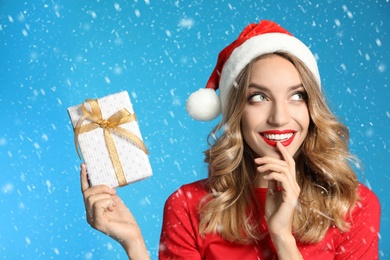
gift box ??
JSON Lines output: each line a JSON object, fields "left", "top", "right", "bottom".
{"left": 67, "top": 91, "right": 152, "bottom": 188}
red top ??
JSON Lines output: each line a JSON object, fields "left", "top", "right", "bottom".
{"left": 159, "top": 179, "right": 380, "bottom": 260}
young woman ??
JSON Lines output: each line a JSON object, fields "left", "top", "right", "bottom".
{"left": 80, "top": 20, "right": 380, "bottom": 259}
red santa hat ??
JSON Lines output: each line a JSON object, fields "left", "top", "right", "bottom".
{"left": 186, "top": 20, "right": 320, "bottom": 121}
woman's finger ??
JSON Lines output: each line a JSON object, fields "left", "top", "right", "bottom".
{"left": 83, "top": 184, "right": 116, "bottom": 199}
{"left": 80, "top": 164, "right": 116, "bottom": 198}
{"left": 256, "top": 162, "right": 287, "bottom": 175}
{"left": 275, "top": 142, "right": 297, "bottom": 185}
{"left": 276, "top": 142, "right": 295, "bottom": 169}
{"left": 94, "top": 197, "right": 116, "bottom": 214}
{"left": 80, "top": 163, "right": 90, "bottom": 193}
{"left": 88, "top": 198, "right": 116, "bottom": 229}
{"left": 264, "top": 172, "right": 289, "bottom": 189}
{"left": 85, "top": 193, "right": 115, "bottom": 208}
{"left": 255, "top": 156, "right": 288, "bottom": 168}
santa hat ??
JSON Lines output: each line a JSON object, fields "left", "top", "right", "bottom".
{"left": 186, "top": 20, "right": 320, "bottom": 121}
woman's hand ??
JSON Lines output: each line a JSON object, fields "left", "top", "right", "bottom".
{"left": 80, "top": 164, "right": 150, "bottom": 260}
{"left": 255, "top": 142, "right": 302, "bottom": 259}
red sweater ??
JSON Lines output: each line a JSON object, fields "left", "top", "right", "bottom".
{"left": 159, "top": 179, "right": 380, "bottom": 260}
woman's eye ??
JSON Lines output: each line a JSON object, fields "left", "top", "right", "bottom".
{"left": 249, "top": 94, "right": 267, "bottom": 103}
{"left": 290, "top": 92, "right": 307, "bottom": 101}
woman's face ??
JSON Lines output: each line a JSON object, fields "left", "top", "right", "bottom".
{"left": 241, "top": 55, "right": 310, "bottom": 159}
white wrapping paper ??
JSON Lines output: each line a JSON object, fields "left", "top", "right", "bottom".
{"left": 67, "top": 91, "right": 152, "bottom": 188}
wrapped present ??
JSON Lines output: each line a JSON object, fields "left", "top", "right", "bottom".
{"left": 67, "top": 91, "right": 152, "bottom": 188}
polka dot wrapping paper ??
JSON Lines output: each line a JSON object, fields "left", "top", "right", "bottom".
{"left": 67, "top": 91, "right": 152, "bottom": 188}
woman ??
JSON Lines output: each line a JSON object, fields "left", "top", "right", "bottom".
{"left": 81, "top": 20, "right": 380, "bottom": 259}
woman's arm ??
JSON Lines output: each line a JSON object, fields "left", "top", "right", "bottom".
{"left": 255, "top": 142, "right": 302, "bottom": 260}
{"left": 80, "top": 164, "right": 150, "bottom": 260}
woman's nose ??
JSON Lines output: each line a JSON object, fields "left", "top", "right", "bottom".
{"left": 267, "top": 102, "right": 291, "bottom": 126}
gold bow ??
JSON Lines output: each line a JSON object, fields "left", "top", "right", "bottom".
{"left": 74, "top": 98, "right": 149, "bottom": 187}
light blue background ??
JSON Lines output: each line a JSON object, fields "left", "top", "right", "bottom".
{"left": 1, "top": 0, "right": 389, "bottom": 259}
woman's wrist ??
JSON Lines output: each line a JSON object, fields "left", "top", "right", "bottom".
{"left": 120, "top": 227, "right": 150, "bottom": 260}
{"left": 270, "top": 233, "right": 302, "bottom": 260}
{"left": 122, "top": 242, "right": 150, "bottom": 260}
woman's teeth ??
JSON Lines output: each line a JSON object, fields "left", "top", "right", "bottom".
{"left": 263, "top": 133, "right": 294, "bottom": 141}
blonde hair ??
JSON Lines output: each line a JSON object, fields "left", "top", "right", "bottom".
{"left": 199, "top": 52, "right": 359, "bottom": 244}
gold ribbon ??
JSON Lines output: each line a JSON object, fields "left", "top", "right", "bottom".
{"left": 74, "top": 98, "right": 149, "bottom": 187}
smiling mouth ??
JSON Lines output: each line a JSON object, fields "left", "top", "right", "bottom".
{"left": 262, "top": 133, "right": 294, "bottom": 142}
{"left": 260, "top": 131, "right": 297, "bottom": 147}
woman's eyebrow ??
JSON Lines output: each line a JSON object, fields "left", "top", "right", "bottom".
{"left": 247, "top": 83, "right": 268, "bottom": 91}
{"left": 288, "top": 84, "right": 305, "bottom": 91}
{"left": 248, "top": 83, "right": 304, "bottom": 91}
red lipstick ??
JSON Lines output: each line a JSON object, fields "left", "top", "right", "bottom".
{"left": 259, "top": 130, "right": 296, "bottom": 147}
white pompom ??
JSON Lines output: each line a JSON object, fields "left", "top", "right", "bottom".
{"left": 186, "top": 88, "right": 221, "bottom": 121}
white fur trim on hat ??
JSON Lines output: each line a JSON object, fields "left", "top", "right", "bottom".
{"left": 219, "top": 33, "right": 320, "bottom": 112}
{"left": 186, "top": 88, "right": 221, "bottom": 121}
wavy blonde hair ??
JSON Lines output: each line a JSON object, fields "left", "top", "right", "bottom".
{"left": 199, "top": 52, "right": 359, "bottom": 244}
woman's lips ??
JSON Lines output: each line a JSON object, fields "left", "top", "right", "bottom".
{"left": 259, "top": 130, "right": 297, "bottom": 147}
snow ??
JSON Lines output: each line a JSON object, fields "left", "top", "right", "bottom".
{"left": 0, "top": 0, "right": 388, "bottom": 259}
